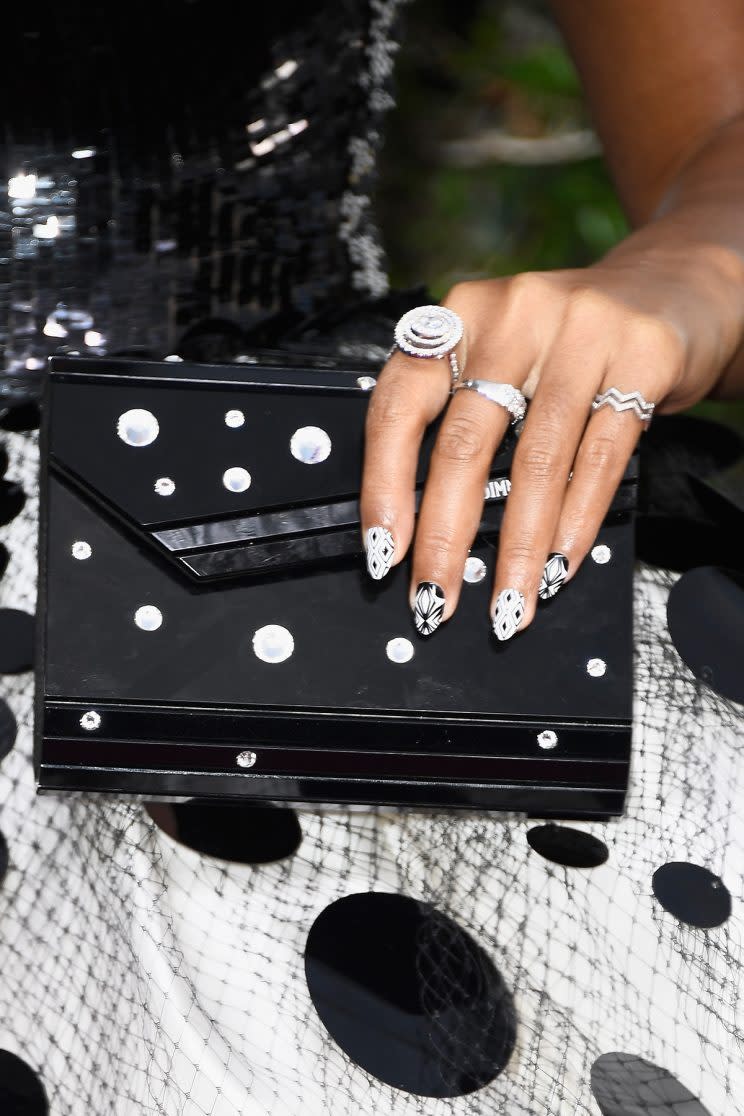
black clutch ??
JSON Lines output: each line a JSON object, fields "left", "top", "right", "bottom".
{"left": 35, "top": 354, "right": 636, "bottom": 818}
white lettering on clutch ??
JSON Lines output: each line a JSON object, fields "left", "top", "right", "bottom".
{"left": 484, "top": 477, "right": 511, "bottom": 501}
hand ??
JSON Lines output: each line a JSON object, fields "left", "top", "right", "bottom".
{"left": 360, "top": 243, "right": 742, "bottom": 638}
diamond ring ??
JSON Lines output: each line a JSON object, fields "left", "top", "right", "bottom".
{"left": 454, "top": 379, "right": 527, "bottom": 424}
{"left": 592, "top": 388, "right": 655, "bottom": 422}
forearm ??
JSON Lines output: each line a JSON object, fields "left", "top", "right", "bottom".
{"left": 601, "top": 114, "right": 744, "bottom": 399}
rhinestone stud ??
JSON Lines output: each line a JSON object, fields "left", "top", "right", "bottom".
{"left": 591, "top": 545, "right": 612, "bottom": 565}
{"left": 154, "top": 477, "right": 175, "bottom": 496}
{"left": 72, "top": 541, "right": 92, "bottom": 561}
{"left": 463, "top": 557, "right": 487, "bottom": 584}
{"left": 80, "top": 710, "right": 101, "bottom": 731}
{"left": 225, "top": 410, "right": 245, "bottom": 428}
{"left": 356, "top": 376, "right": 377, "bottom": 391}
{"left": 223, "top": 467, "right": 252, "bottom": 493}
{"left": 134, "top": 605, "right": 163, "bottom": 631}
{"left": 537, "top": 730, "right": 558, "bottom": 749}
{"left": 386, "top": 637, "right": 414, "bottom": 664}
{"left": 252, "top": 624, "right": 294, "bottom": 663}
{"left": 236, "top": 750, "right": 257, "bottom": 768}
{"left": 117, "top": 409, "right": 159, "bottom": 447}
{"left": 587, "top": 658, "right": 607, "bottom": 678}
{"left": 290, "top": 426, "right": 332, "bottom": 464}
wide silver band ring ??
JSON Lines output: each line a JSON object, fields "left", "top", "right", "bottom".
{"left": 592, "top": 388, "right": 655, "bottom": 422}
{"left": 455, "top": 379, "right": 527, "bottom": 424}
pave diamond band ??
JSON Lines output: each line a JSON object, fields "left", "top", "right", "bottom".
{"left": 455, "top": 379, "right": 527, "bottom": 424}
{"left": 592, "top": 388, "right": 655, "bottom": 422}
{"left": 393, "top": 305, "right": 464, "bottom": 359}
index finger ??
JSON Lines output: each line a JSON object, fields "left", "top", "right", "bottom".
{"left": 360, "top": 348, "right": 453, "bottom": 579}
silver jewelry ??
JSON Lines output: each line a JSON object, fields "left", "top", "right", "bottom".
{"left": 455, "top": 379, "right": 527, "bottom": 424}
{"left": 393, "top": 305, "right": 464, "bottom": 360}
{"left": 592, "top": 387, "right": 655, "bottom": 422}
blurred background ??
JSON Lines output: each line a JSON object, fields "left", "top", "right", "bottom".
{"left": 377, "top": 0, "right": 742, "bottom": 430}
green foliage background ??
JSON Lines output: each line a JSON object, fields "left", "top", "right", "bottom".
{"left": 376, "top": 0, "right": 742, "bottom": 430}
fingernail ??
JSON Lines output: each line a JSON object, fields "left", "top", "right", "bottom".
{"left": 366, "top": 526, "right": 395, "bottom": 580}
{"left": 492, "top": 588, "right": 525, "bottom": 641}
{"left": 539, "top": 553, "right": 569, "bottom": 600}
{"left": 413, "top": 581, "right": 446, "bottom": 636}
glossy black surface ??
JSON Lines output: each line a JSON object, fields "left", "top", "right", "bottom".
{"left": 666, "top": 566, "right": 744, "bottom": 704}
{"left": 305, "top": 893, "right": 517, "bottom": 1096}
{"left": 526, "top": 824, "right": 609, "bottom": 869}
{"left": 590, "top": 1053, "right": 710, "bottom": 1116}
{"left": 0, "top": 1050, "right": 48, "bottom": 1116}
{"left": 651, "top": 863, "right": 731, "bottom": 929}
{"left": 37, "top": 355, "right": 636, "bottom": 814}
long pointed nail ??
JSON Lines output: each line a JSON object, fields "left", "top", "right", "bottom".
{"left": 492, "top": 588, "right": 525, "bottom": 641}
{"left": 366, "top": 526, "right": 395, "bottom": 580}
{"left": 413, "top": 581, "right": 446, "bottom": 636}
{"left": 539, "top": 553, "right": 569, "bottom": 600}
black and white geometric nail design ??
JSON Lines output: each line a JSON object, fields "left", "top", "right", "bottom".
{"left": 492, "top": 588, "right": 525, "bottom": 641}
{"left": 366, "top": 526, "right": 395, "bottom": 580}
{"left": 539, "top": 553, "right": 569, "bottom": 600}
{"left": 414, "top": 582, "right": 446, "bottom": 636}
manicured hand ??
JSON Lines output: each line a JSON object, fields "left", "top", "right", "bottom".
{"left": 360, "top": 245, "right": 743, "bottom": 638}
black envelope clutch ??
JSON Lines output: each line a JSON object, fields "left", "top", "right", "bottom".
{"left": 35, "top": 354, "right": 636, "bottom": 818}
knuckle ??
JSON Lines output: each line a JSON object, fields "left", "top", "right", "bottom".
{"left": 580, "top": 434, "right": 617, "bottom": 474}
{"left": 367, "top": 375, "right": 418, "bottom": 432}
{"left": 516, "top": 437, "right": 562, "bottom": 482}
{"left": 566, "top": 285, "right": 616, "bottom": 326}
{"left": 435, "top": 416, "right": 488, "bottom": 464}
{"left": 628, "top": 314, "right": 685, "bottom": 366}
{"left": 498, "top": 539, "right": 542, "bottom": 570}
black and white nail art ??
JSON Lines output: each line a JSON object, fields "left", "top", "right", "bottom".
{"left": 414, "top": 582, "right": 446, "bottom": 636}
{"left": 492, "top": 588, "right": 525, "bottom": 641}
{"left": 539, "top": 553, "right": 569, "bottom": 600}
{"left": 366, "top": 526, "right": 395, "bottom": 580}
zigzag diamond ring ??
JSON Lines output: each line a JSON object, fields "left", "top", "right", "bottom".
{"left": 592, "top": 387, "right": 655, "bottom": 423}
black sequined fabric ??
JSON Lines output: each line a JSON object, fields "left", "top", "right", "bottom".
{"left": 0, "top": 1, "right": 411, "bottom": 403}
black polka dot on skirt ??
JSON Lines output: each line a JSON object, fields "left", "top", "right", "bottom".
{"left": 667, "top": 566, "right": 744, "bottom": 705}
{"left": 652, "top": 862, "right": 731, "bottom": 929}
{"left": 0, "top": 402, "right": 42, "bottom": 432}
{"left": 305, "top": 892, "right": 517, "bottom": 1097}
{"left": 0, "top": 480, "right": 25, "bottom": 527}
{"left": 146, "top": 800, "right": 302, "bottom": 865}
{"left": 0, "top": 831, "right": 8, "bottom": 885}
{"left": 0, "top": 1050, "right": 48, "bottom": 1115}
{"left": 591, "top": 1052, "right": 710, "bottom": 1115}
{"left": 0, "top": 699, "right": 17, "bottom": 761}
{"left": 0, "top": 610, "right": 35, "bottom": 674}
{"left": 527, "top": 824, "right": 609, "bottom": 869}
{"left": 0, "top": 542, "right": 9, "bottom": 581}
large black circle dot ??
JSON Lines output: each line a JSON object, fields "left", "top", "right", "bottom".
{"left": 591, "top": 1052, "right": 711, "bottom": 1115}
{"left": 526, "top": 824, "right": 609, "bottom": 869}
{"left": 0, "top": 480, "right": 25, "bottom": 526}
{"left": 305, "top": 892, "right": 517, "bottom": 1097}
{"left": 652, "top": 862, "right": 731, "bottom": 929}
{"left": 0, "top": 443, "right": 8, "bottom": 477}
{"left": 0, "top": 1050, "right": 48, "bottom": 1115}
{"left": 146, "top": 800, "right": 302, "bottom": 864}
{"left": 0, "top": 542, "right": 9, "bottom": 580}
{"left": 667, "top": 567, "right": 744, "bottom": 704}
{"left": 0, "top": 700, "right": 17, "bottom": 761}
{"left": 0, "top": 402, "right": 42, "bottom": 432}
{"left": 0, "top": 831, "right": 8, "bottom": 885}
{"left": 0, "top": 610, "right": 34, "bottom": 674}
